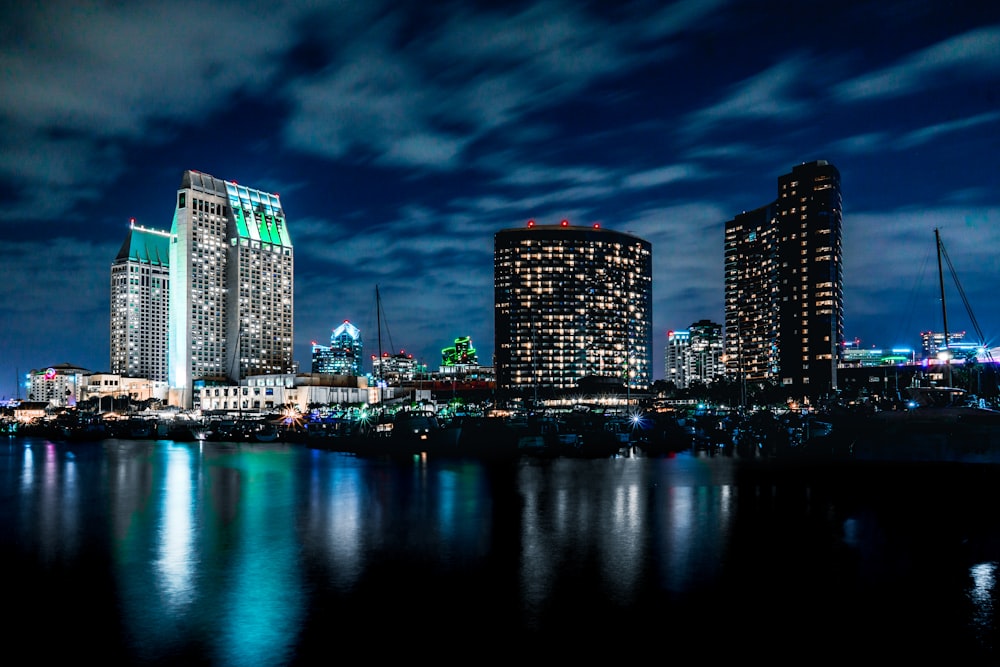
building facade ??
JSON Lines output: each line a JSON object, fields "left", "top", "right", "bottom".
{"left": 198, "top": 373, "right": 370, "bottom": 412}
{"left": 372, "top": 350, "right": 422, "bottom": 385}
{"left": 83, "top": 374, "right": 169, "bottom": 405}
{"left": 494, "top": 220, "right": 653, "bottom": 397}
{"left": 664, "top": 329, "right": 690, "bottom": 388}
{"left": 312, "top": 320, "right": 363, "bottom": 375}
{"left": 27, "top": 363, "right": 90, "bottom": 407}
{"left": 688, "top": 319, "right": 726, "bottom": 386}
{"left": 724, "top": 203, "right": 778, "bottom": 384}
{"left": 664, "top": 321, "right": 725, "bottom": 389}
{"left": 840, "top": 342, "right": 915, "bottom": 367}
{"left": 168, "top": 170, "right": 294, "bottom": 407}
{"left": 111, "top": 221, "right": 171, "bottom": 382}
{"left": 920, "top": 330, "right": 968, "bottom": 361}
{"left": 724, "top": 161, "right": 844, "bottom": 400}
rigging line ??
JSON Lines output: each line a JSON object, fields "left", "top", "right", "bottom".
{"left": 376, "top": 287, "right": 396, "bottom": 355}
{"left": 896, "top": 242, "right": 932, "bottom": 345}
{"left": 939, "top": 238, "right": 993, "bottom": 361}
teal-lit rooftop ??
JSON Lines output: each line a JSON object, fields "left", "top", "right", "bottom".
{"left": 115, "top": 223, "right": 171, "bottom": 265}
{"left": 181, "top": 170, "right": 292, "bottom": 248}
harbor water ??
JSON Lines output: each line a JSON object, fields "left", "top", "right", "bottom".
{"left": 3, "top": 436, "right": 1000, "bottom": 664}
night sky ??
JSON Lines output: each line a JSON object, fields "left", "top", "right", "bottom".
{"left": 1, "top": 0, "right": 998, "bottom": 399}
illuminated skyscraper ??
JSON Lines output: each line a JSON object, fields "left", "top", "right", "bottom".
{"left": 111, "top": 221, "right": 170, "bottom": 382}
{"left": 494, "top": 220, "right": 652, "bottom": 397}
{"left": 168, "top": 170, "right": 294, "bottom": 407}
{"left": 312, "top": 320, "right": 363, "bottom": 375}
{"left": 724, "top": 160, "right": 843, "bottom": 400}
{"left": 664, "top": 329, "right": 690, "bottom": 388}
{"left": 665, "top": 321, "right": 724, "bottom": 389}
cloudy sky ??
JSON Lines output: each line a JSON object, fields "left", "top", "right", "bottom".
{"left": 1, "top": 0, "right": 998, "bottom": 399}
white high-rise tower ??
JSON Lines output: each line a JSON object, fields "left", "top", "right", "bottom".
{"left": 111, "top": 221, "right": 171, "bottom": 382}
{"left": 168, "top": 170, "right": 294, "bottom": 408}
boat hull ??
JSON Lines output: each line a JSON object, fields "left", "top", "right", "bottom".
{"left": 847, "top": 408, "right": 1000, "bottom": 464}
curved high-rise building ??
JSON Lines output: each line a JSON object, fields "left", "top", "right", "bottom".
{"left": 494, "top": 220, "right": 652, "bottom": 398}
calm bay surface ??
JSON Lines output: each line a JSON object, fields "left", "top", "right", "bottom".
{"left": 3, "top": 435, "right": 1000, "bottom": 664}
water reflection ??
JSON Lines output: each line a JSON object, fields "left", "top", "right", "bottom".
{"left": 157, "top": 443, "right": 196, "bottom": 610}
{"left": 969, "top": 562, "right": 997, "bottom": 648}
{"left": 3, "top": 439, "right": 1000, "bottom": 663}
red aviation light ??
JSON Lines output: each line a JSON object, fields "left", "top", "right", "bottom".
{"left": 593, "top": 222, "right": 600, "bottom": 229}
{"left": 560, "top": 219, "right": 569, "bottom": 227}
{"left": 527, "top": 219, "right": 535, "bottom": 228}
{"left": 129, "top": 217, "right": 136, "bottom": 225}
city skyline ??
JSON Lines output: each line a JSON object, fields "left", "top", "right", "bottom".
{"left": 1, "top": 1, "right": 999, "bottom": 399}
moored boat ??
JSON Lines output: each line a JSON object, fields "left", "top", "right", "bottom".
{"left": 844, "top": 386, "right": 1000, "bottom": 464}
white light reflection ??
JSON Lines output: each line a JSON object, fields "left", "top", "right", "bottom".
{"left": 39, "top": 444, "right": 61, "bottom": 562}
{"left": 520, "top": 482, "right": 554, "bottom": 627}
{"left": 659, "top": 482, "right": 734, "bottom": 593}
{"left": 968, "top": 561, "right": 997, "bottom": 644}
{"left": 20, "top": 443, "right": 34, "bottom": 494}
{"left": 60, "top": 446, "right": 79, "bottom": 559}
{"left": 316, "top": 462, "right": 364, "bottom": 591}
{"left": 604, "top": 481, "right": 643, "bottom": 605}
{"left": 155, "top": 444, "right": 196, "bottom": 610}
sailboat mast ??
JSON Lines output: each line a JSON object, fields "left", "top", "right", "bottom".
{"left": 935, "top": 228, "right": 952, "bottom": 386}
{"left": 376, "top": 285, "right": 383, "bottom": 381}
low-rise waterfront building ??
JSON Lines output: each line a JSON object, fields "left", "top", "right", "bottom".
{"left": 82, "top": 373, "right": 169, "bottom": 405}
{"left": 27, "top": 363, "right": 90, "bottom": 407}
{"left": 197, "top": 372, "right": 383, "bottom": 412}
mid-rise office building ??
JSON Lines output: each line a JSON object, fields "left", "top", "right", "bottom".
{"left": 724, "top": 161, "right": 844, "bottom": 400}
{"left": 110, "top": 221, "right": 171, "bottom": 382}
{"left": 664, "top": 329, "right": 690, "bottom": 388}
{"left": 664, "top": 320, "right": 725, "bottom": 389}
{"left": 920, "top": 330, "right": 967, "bottom": 361}
{"left": 168, "top": 170, "right": 294, "bottom": 407}
{"left": 840, "top": 341, "right": 915, "bottom": 367}
{"left": 372, "top": 350, "right": 422, "bottom": 385}
{"left": 688, "top": 319, "right": 725, "bottom": 386}
{"left": 494, "top": 220, "right": 652, "bottom": 396}
{"left": 312, "top": 320, "right": 363, "bottom": 375}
